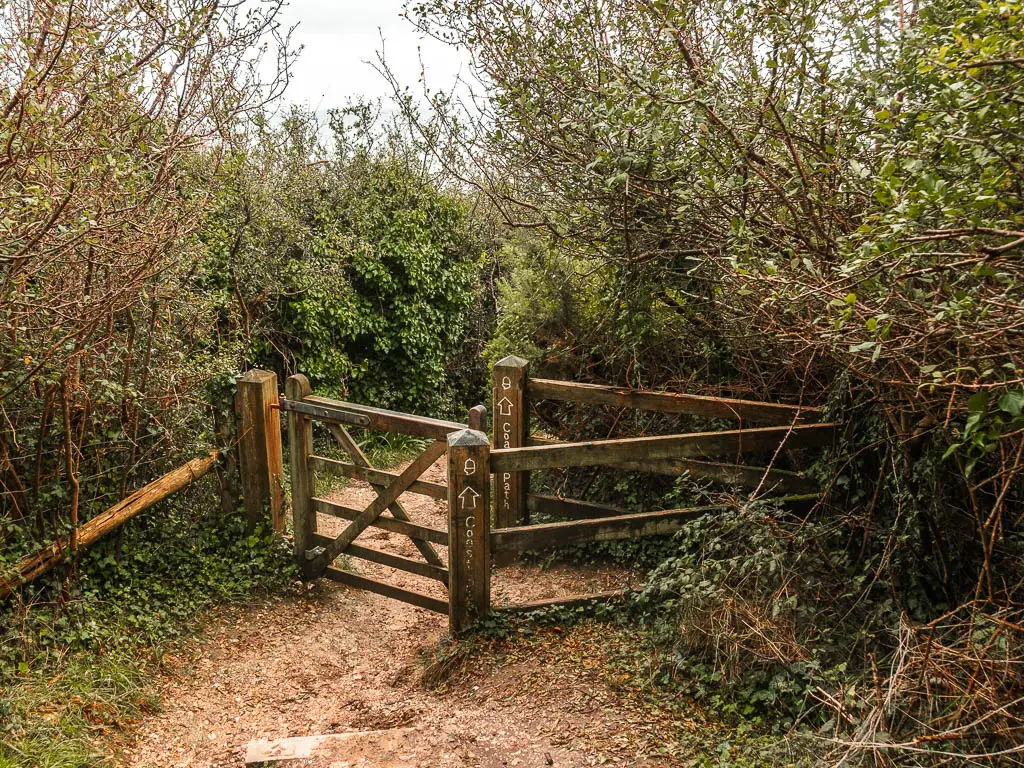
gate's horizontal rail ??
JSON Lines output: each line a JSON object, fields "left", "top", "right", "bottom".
{"left": 527, "top": 378, "right": 821, "bottom": 425}
{"left": 303, "top": 395, "right": 467, "bottom": 440}
{"left": 309, "top": 456, "right": 448, "bottom": 500}
{"left": 313, "top": 498, "right": 449, "bottom": 545}
{"left": 491, "top": 423, "right": 835, "bottom": 473}
{"left": 527, "top": 494, "right": 629, "bottom": 520}
{"left": 523, "top": 441, "right": 817, "bottom": 494}
{"left": 608, "top": 457, "right": 818, "bottom": 493}
{"left": 280, "top": 398, "right": 371, "bottom": 427}
{"left": 312, "top": 533, "right": 449, "bottom": 584}
{"left": 323, "top": 566, "right": 449, "bottom": 614}
{"left": 491, "top": 505, "right": 725, "bottom": 553}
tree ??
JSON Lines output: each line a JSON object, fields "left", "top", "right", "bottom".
{"left": 0, "top": 0, "right": 292, "bottom": 548}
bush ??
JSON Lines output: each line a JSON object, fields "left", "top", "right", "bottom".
{"left": 200, "top": 107, "right": 491, "bottom": 417}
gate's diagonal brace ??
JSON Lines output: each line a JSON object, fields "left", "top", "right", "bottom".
{"left": 324, "top": 423, "right": 444, "bottom": 568}
{"left": 307, "top": 440, "right": 448, "bottom": 572}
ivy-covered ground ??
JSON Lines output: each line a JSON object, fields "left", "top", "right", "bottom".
{"left": 0, "top": 478, "right": 295, "bottom": 768}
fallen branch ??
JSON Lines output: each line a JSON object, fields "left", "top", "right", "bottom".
{"left": 0, "top": 450, "right": 219, "bottom": 600}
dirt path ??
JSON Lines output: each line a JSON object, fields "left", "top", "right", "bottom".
{"left": 120, "top": 457, "right": 691, "bottom": 768}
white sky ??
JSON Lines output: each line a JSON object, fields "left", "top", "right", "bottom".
{"left": 274, "top": 0, "right": 472, "bottom": 111}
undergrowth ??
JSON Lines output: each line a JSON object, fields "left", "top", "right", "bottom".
{"left": 0, "top": 479, "right": 295, "bottom": 768}
{"left": 490, "top": 481, "right": 1023, "bottom": 765}
{"left": 423, "top": 608, "right": 825, "bottom": 766}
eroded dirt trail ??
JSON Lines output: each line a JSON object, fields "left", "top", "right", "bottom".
{"left": 122, "top": 457, "right": 686, "bottom": 768}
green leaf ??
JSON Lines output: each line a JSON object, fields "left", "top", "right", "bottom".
{"left": 997, "top": 390, "right": 1024, "bottom": 417}
{"left": 967, "top": 392, "right": 988, "bottom": 415}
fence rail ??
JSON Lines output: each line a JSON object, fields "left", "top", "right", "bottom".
{"left": 490, "top": 423, "right": 835, "bottom": 473}
{"left": 1, "top": 451, "right": 220, "bottom": 600}
{"left": 526, "top": 377, "right": 821, "bottom": 424}
{"left": 491, "top": 505, "right": 725, "bottom": 553}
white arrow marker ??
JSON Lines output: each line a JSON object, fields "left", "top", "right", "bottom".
{"left": 458, "top": 486, "right": 481, "bottom": 509}
{"left": 497, "top": 396, "right": 513, "bottom": 416}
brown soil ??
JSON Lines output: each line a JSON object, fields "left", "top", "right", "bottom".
{"left": 119, "top": 457, "right": 692, "bottom": 768}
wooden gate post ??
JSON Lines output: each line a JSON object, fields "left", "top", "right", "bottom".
{"left": 235, "top": 370, "right": 285, "bottom": 532}
{"left": 285, "top": 374, "right": 318, "bottom": 579}
{"left": 492, "top": 355, "right": 528, "bottom": 527}
{"left": 447, "top": 427, "right": 491, "bottom": 635}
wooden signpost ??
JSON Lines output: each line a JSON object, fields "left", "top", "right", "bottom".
{"left": 492, "top": 355, "right": 528, "bottom": 527}
{"left": 447, "top": 428, "right": 491, "bottom": 634}
{"left": 235, "top": 370, "right": 285, "bottom": 532}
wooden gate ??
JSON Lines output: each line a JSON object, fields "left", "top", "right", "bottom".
{"left": 276, "top": 364, "right": 834, "bottom": 635}
{"left": 280, "top": 374, "right": 489, "bottom": 633}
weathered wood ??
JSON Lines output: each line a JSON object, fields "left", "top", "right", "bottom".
{"left": 245, "top": 730, "right": 417, "bottom": 764}
{"left": 527, "top": 377, "right": 821, "bottom": 425}
{"left": 309, "top": 456, "right": 447, "bottom": 500}
{"left": 614, "top": 457, "right": 818, "bottom": 493}
{"left": 285, "top": 374, "right": 317, "bottom": 579}
{"left": 320, "top": 422, "right": 445, "bottom": 567}
{"left": 1, "top": 451, "right": 219, "bottom": 599}
{"left": 309, "top": 441, "right": 448, "bottom": 569}
{"left": 279, "top": 398, "right": 371, "bottom": 427}
{"left": 323, "top": 566, "right": 449, "bottom": 614}
{"left": 468, "top": 404, "right": 487, "bottom": 432}
{"left": 236, "top": 370, "right": 285, "bottom": 532}
{"left": 447, "top": 429, "right": 491, "bottom": 634}
{"left": 304, "top": 394, "right": 466, "bottom": 440}
{"left": 493, "top": 355, "right": 529, "bottom": 527}
{"left": 526, "top": 435, "right": 560, "bottom": 446}
{"left": 312, "top": 534, "right": 448, "bottom": 584}
{"left": 496, "top": 589, "right": 628, "bottom": 612}
{"left": 490, "top": 423, "right": 836, "bottom": 473}
{"left": 525, "top": 439, "right": 817, "bottom": 494}
{"left": 527, "top": 494, "right": 630, "bottom": 520}
{"left": 313, "top": 498, "right": 449, "bottom": 545}
{"left": 490, "top": 505, "right": 724, "bottom": 553}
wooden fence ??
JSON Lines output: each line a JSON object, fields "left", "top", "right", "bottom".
{"left": 262, "top": 359, "right": 832, "bottom": 633}
{"left": 0, "top": 361, "right": 833, "bottom": 627}
{"left": 489, "top": 355, "right": 824, "bottom": 527}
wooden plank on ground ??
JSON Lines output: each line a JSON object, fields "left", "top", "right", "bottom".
{"left": 323, "top": 566, "right": 449, "bottom": 614}
{"left": 245, "top": 729, "right": 417, "bottom": 764}
{"left": 309, "top": 455, "right": 447, "bottom": 500}
{"left": 496, "top": 589, "right": 629, "bottom": 612}
{"left": 490, "top": 505, "right": 725, "bottom": 553}
{"left": 304, "top": 395, "right": 466, "bottom": 440}
{"left": 490, "top": 423, "right": 835, "bottom": 473}
{"left": 312, "top": 533, "right": 448, "bottom": 584}
{"left": 313, "top": 498, "right": 449, "bottom": 545}
{"left": 527, "top": 378, "right": 821, "bottom": 425}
